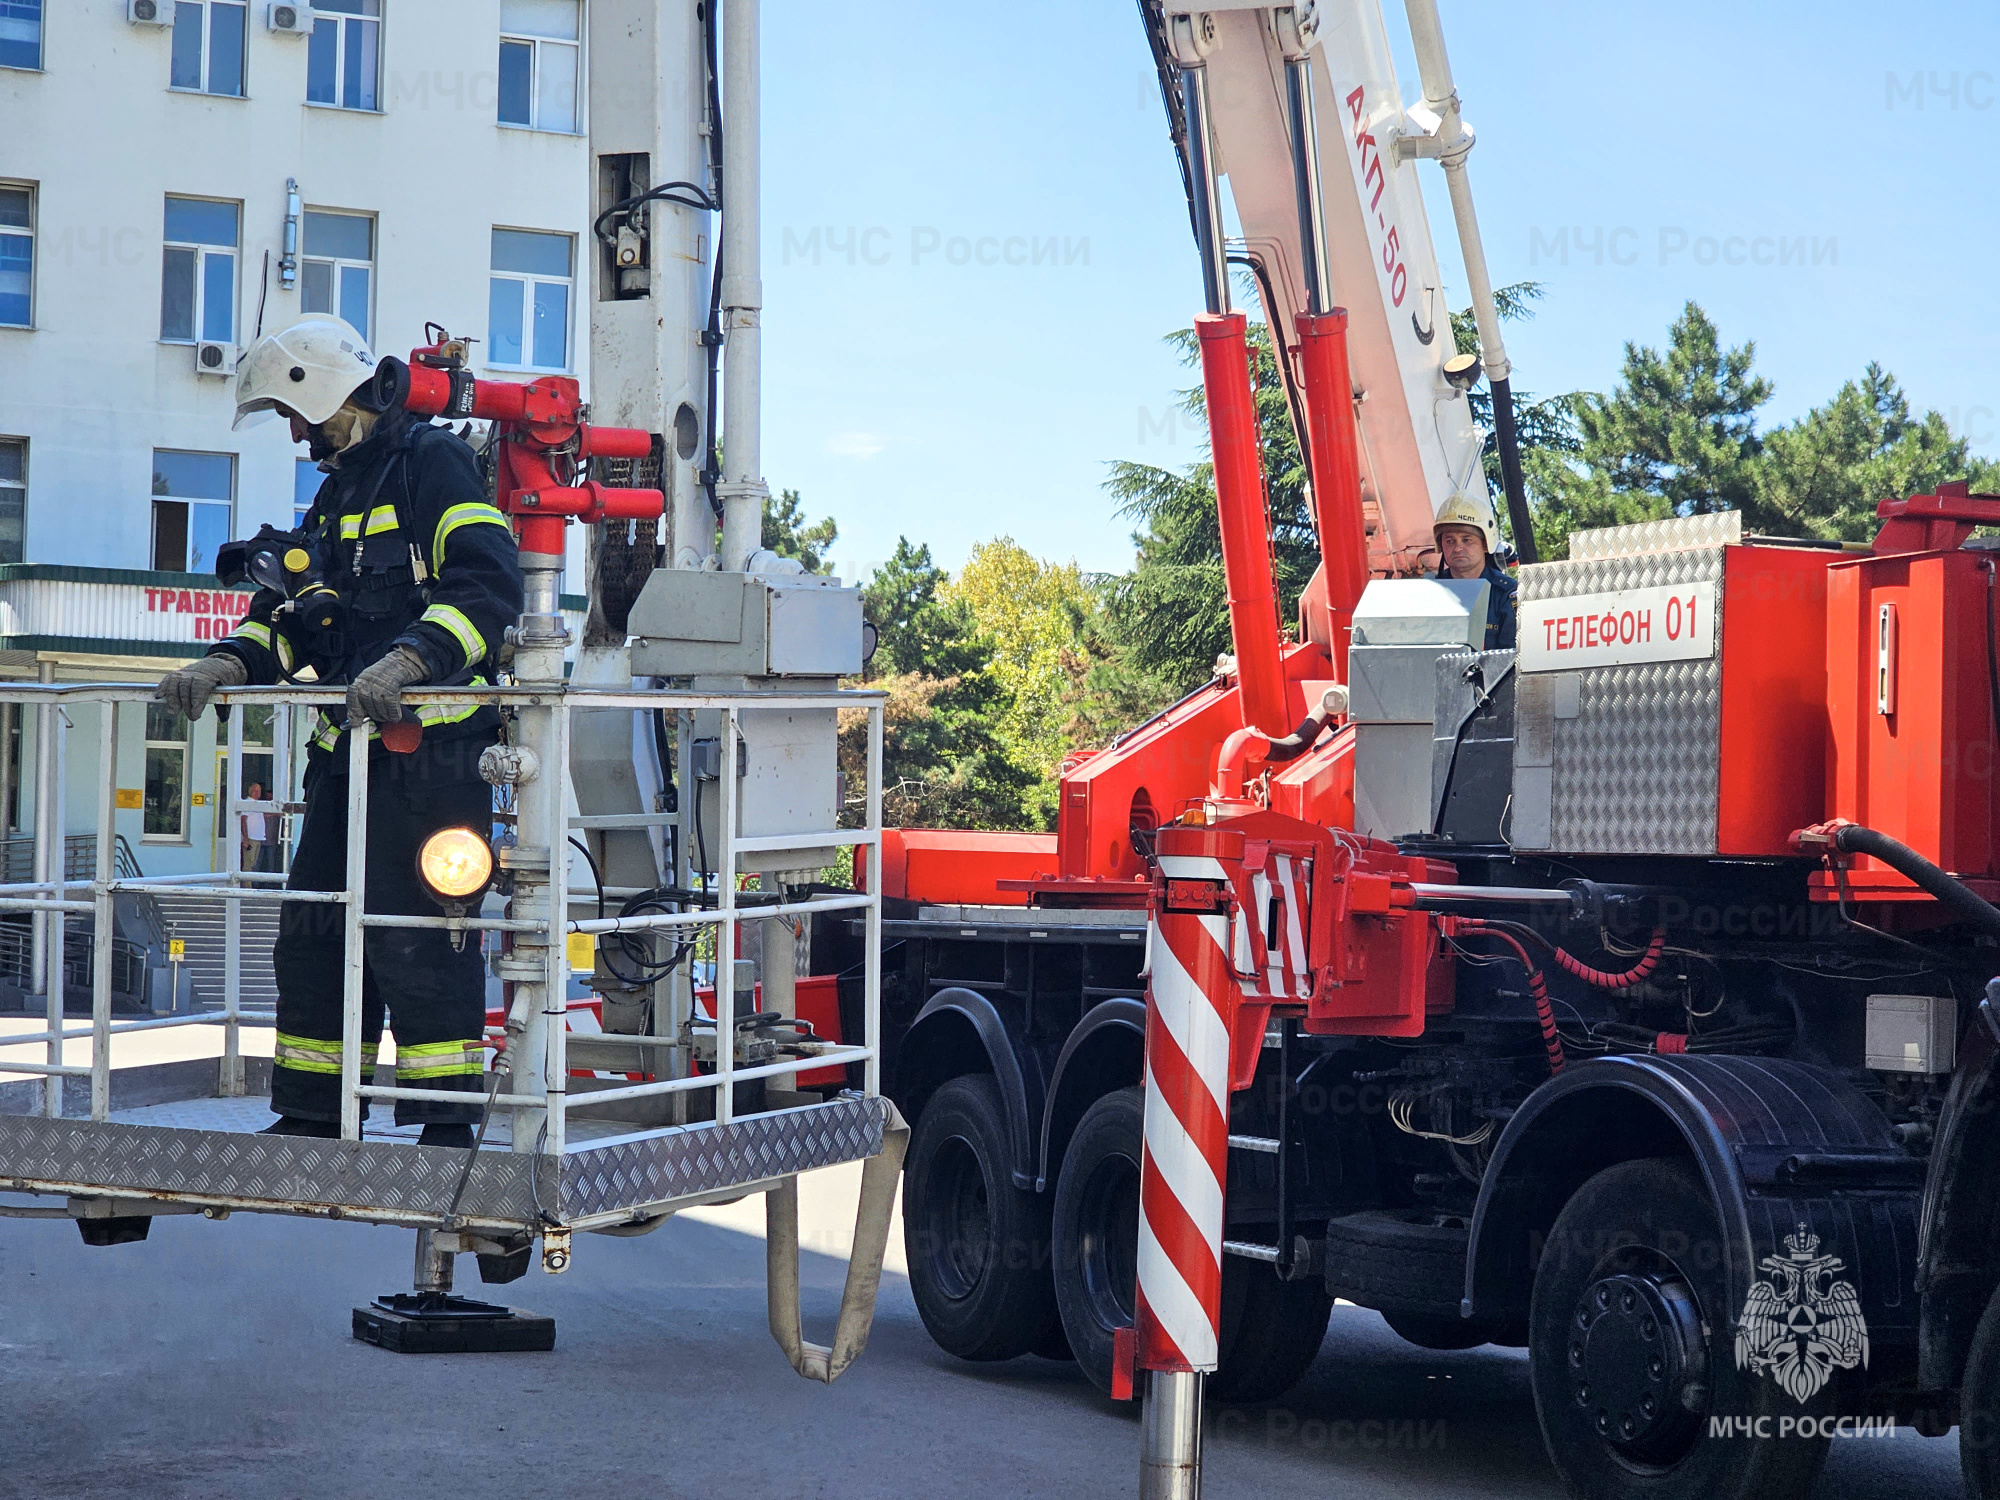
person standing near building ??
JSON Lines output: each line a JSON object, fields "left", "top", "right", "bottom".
{"left": 238, "top": 781, "right": 280, "bottom": 873}
{"left": 153, "top": 314, "right": 523, "bottom": 1147}
{"left": 1432, "top": 495, "right": 1518, "bottom": 652}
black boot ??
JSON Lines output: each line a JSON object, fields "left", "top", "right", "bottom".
{"left": 260, "top": 1116, "right": 341, "bottom": 1139}
{"left": 418, "top": 1122, "right": 475, "bottom": 1149}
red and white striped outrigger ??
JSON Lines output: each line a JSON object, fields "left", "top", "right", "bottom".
{"left": 1119, "top": 813, "right": 1447, "bottom": 1496}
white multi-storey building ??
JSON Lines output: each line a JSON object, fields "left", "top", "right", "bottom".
{"left": 0, "top": 0, "right": 592, "bottom": 878}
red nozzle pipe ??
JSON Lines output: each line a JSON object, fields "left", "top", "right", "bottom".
{"left": 1295, "top": 310, "right": 1370, "bottom": 679}
{"left": 578, "top": 425, "right": 653, "bottom": 460}
{"left": 1196, "top": 312, "right": 1290, "bottom": 738}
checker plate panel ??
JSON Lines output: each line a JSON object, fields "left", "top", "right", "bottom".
{"left": 1517, "top": 544, "right": 1727, "bottom": 855}
{"left": 561, "top": 1097, "right": 888, "bottom": 1220}
{"left": 0, "top": 1098, "right": 889, "bottom": 1230}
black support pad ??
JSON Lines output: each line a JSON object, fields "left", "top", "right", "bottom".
{"left": 351, "top": 1293, "right": 555, "bottom": 1353}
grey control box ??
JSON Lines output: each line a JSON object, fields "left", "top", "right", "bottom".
{"left": 628, "top": 570, "right": 864, "bottom": 679}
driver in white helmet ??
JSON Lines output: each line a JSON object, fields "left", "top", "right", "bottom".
{"left": 1432, "top": 493, "right": 1517, "bottom": 652}
{"left": 153, "top": 313, "right": 522, "bottom": 1146}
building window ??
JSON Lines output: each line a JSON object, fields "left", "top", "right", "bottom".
{"left": 488, "top": 229, "right": 573, "bottom": 372}
{"left": 143, "top": 703, "right": 191, "bottom": 842}
{"left": 299, "top": 210, "right": 374, "bottom": 341}
{"left": 151, "top": 450, "right": 234, "bottom": 574}
{"left": 160, "top": 196, "right": 238, "bottom": 345}
{"left": 498, "top": 0, "right": 579, "bottom": 133}
{"left": 0, "top": 438, "right": 23, "bottom": 565}
{"left": 306, "top": 0, "right": 379, "bottom": 111}
{"left": 294, "top": 458, "right": 322, "bottom": 529}
{"left": 171, "top": 0, "right": 247, "bottom": 97}
{"left": 0, "top": 0, "right": 41, "bottom": 71}
{"left": 0, "top": 184, "right": 30, "bottom": 328}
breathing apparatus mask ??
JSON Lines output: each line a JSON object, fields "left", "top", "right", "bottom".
{"left": 217, "top": 525, "right": 347, "bottom": 669}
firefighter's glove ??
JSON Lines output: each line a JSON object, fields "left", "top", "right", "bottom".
{"left": 347, "top": 645, "right": 429, "bottom": 726}
{"left": 154, "top": 653, "right": 248, "bottom": 721}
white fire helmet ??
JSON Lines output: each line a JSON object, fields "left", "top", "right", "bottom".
{"left": 232, "top": 314, "right": 378, "bottom": 430}
{"left": 1432, "top": 492, "right": 1499, "bottom": 558}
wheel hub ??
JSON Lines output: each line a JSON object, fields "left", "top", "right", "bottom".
{"left": 1569, "top": 1272, "right": 1707, "bottom": 1461}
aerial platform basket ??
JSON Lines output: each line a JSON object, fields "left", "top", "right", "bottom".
{"left": 0, "top": 680, "right": 902, "bottom": 1368}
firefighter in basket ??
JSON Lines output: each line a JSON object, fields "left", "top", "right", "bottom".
{"left": 1432, "top": 492, "right": 1517, "bottom": 651}
{"left": 154, "top": 313, "right": 523, "bottom": 1146}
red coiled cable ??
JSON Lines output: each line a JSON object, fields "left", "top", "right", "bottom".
{"left": 1550, "top": 927, "right": 1667, "bottom": 990}
{"left": 1455, "top": 921, "right": 1564, "bottom": 1076}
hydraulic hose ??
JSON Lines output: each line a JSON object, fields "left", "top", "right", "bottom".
{"left": 1823, "top": 824, "right": 2000, "bottom": 942}
{"left": 1448, "top": 919, "right": 1563, "bottom": 1076}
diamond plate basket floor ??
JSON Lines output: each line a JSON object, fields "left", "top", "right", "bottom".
{"left": 0, "top": 1094, "right": 892, "bottom": 1235}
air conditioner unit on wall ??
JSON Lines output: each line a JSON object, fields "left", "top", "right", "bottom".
{"left": 266, "top": 3, "right": 312, "bottom": 36}
{"left": 127, "top": 0, "right": 175, "bottom": 26}
{"left": 195, "top": 341, "right": 235, "bottom": 378}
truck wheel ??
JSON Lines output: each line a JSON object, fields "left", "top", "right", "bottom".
{"left": 1051, "top": 1086, "right": 1144, "bottom": 1395}
{"left": 1529, "top": 1159, "right": 1832, "bottom": 1500}
{"left": 1210, "top": 1260, "right": 1333, "bottom": 1403}
{"left": 1959, "top": 1280, "right": 2000, "bottom": 1497}
{"left": 1052, "top": 1086, "right": 1329, "bottom": 1402}
{"left": 902, "top": 1073, "right": 1059, "bottom": 1361}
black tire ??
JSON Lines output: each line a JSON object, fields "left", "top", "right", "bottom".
{"left": 1052, "top": 1086, "right": 1329, "bottom": 1403}
{"left": 1529, "top": 1159, "right": 1832, "bottom": 1500}
{"left": 902, "top": 1073, "right": 1059, "bottom": 1361}
{"left": 1211, "top": 1259, "right": 1333, "bottom": 1403}
{"left": 1960, "top": 1280, "right": 2000, "bottom": 1498}
{"left": 1323, "top": 1209, "right": 1472, "bottom": 1315}
{"left": 1051, "top": 1086, "right": 1145, "bottom": 1394}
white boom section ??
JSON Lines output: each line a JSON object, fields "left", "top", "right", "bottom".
{"left": 1168, "top": 1, "right": 1497, "bottom": 576}
{"left": 587, "top": 0, "right": 714, "bottom": 569}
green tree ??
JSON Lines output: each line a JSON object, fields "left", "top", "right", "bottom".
{"left": 1534, "top": 302, "right": 1772, "bottom": 556}
{"left": 1753, "top": 364, "right": 2000, "bottom": 540}
{"left": 762, "top": 487, "right": 838, "bottom": 573}
{"left": 1533, "top": 301, "right": 2000, "bottom": 556}
{"left": 940, "top": 539, "right": 1092, "bottom": 802}
{"left": 846, "top": 538, "right": 1038, "bottom": 830}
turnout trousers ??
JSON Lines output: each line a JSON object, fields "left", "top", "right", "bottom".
{"left": 271, "top": 731, "right": 496, "bottom": 1126}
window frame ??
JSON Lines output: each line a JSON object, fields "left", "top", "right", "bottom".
{"left": 293, "top": 457, "right": 323, "bottom": 530}
{"left": 0, "top": 180, "right": 32, "bottom": 330}
{"left": 305, "top": 0, "right": 381, "bottom": 113}
{"left": 497, "top": 2, "right": 581, "bottom": 135}
{"left": 0, "top": 0, "right": 42, "bottom": 73}
{"left": 159, "top": 196, "right": 240, "bottom": 347}
{"left": 298, "top": 208, "right": 376, "bottom": 342}
{"left": 486, "top": 228, "right": 575, "bottom": 375}
{"left": 169, "top": 0, "right": 249, "bottom": 99}
{"left": 0, "top": 436, "right": 25, "bottom": 568}
{"left": 149, "top": 447, "right": 236, "bottom": 574}
{"left": 142, "top": 702, "right": 194, "bottom": 845}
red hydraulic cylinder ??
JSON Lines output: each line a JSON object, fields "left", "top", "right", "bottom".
{"left": 1196, "top": 312, "right": 1290, "bottom": 738}
{"left": 1294, "top": 310, "right": 1371, "bottom": 680}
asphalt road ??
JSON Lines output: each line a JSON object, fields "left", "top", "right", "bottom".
{"left": 0, "top": 1186, "right": 1970, "bottom": 1500}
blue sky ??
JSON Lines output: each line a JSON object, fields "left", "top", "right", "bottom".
{"left": 759, "top": 0, "right": 1999, "bottom": 581}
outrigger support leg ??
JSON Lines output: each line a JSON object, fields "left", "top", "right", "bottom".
{"left": 351, "top": 1227, "right": 556, "bottom": 1354}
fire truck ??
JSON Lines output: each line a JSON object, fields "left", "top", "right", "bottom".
{"left": 823, "top": 3, "right": 2000, "bottom": 1497}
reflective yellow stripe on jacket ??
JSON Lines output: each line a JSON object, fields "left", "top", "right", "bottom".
{"left": 338, "top": 504, "right": 402, "bottom": 541}
{"left": 431, "top": 503, "right": 511, "bottom": 568}
{"left": 421, "top": 603, "right": 486, "bottom": 668}
{"left": 309, "top": 677, "right": 491, "bottom": 752}
{"left": 223, "top": 620, "right": 295, "bottom": 672}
